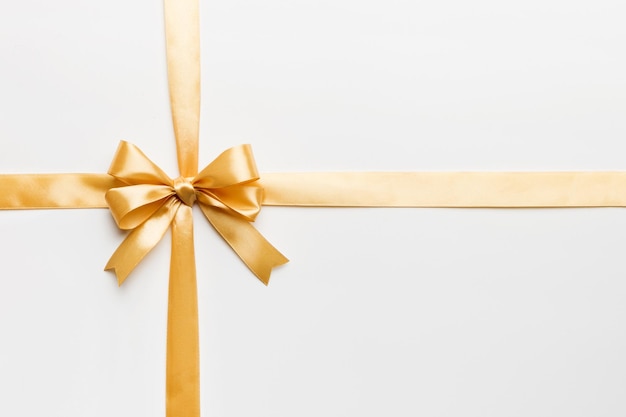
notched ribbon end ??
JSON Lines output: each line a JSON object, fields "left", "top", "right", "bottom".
{"left": 104, "top": 261, "right": 128, "bottom": 287}
{"left": 255, "top": 253, "right": 289, "bottom": 286}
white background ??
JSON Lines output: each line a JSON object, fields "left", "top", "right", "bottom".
{"left": 1, "top": 1, "right": 626, "bottom": 416}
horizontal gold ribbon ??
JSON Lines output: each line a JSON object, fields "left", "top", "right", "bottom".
{"left": 262, "top": 171, "right": 626, "bottom": 207}
{"left": 0, "top": 174, "right": 122, "bottom": 209}
{"left": 4, "top": 171, "right": 626, "bottom": 210}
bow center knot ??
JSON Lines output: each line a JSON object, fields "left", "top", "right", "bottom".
{"left": 173, "top": 176, "right": 196, "bottom": 206}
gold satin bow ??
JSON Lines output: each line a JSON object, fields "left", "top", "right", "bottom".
{"left": 105, "top": 140, "right": 288, "bottom": 285}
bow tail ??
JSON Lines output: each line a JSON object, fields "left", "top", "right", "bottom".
{"left": 166, "top": 204, "right": 201, "bottom": 417}
{"left": 199, "top": 205, "right": 288, "bottom": 285}
{"left": 104, "top": 198, "right": 179, "bottom": 285}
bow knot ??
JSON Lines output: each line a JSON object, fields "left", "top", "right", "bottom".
{"left": 173, "top": 176, "right": 196, "bottom": 206}
{"left": 104, "top": 140, "right": 288, "bottom": 286}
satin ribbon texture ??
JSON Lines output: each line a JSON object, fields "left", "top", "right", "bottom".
{"left": 104, "top": 140, "right": 287, "bottom": 285}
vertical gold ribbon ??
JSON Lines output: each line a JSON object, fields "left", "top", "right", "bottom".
{"left": 164, "top": 0, "right": 200, "bottom": 177}
{"left": 167, "top": 205, "right": 200, "bottom": 417}
{"left": 164, "top": 0, "right": 201, "bottom": 415}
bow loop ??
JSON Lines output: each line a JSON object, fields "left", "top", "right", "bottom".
{"left": 106, "top": 184, "right": 174, "bottom": 229}
{"left": 193, "top": 144, "right": 259, "bottom": 189}
{"left": 109, "top": 141, "right": 173, "bottom": 186}
{"left": 195, "top": 184, "right": 263, "bottom": 221}
{"left": 193, "top": 144, "right": 263, "bottom": 220}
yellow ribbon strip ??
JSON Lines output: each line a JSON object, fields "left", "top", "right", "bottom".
{"left": 164, "top": 0, "right": 200, "bottom": 178}
{"left": 261, "top": 171, "right": 626, "bottom": 207}
{"left": 0, "top": 174, "right": 121, "bottom": 209}
{"left": 1, "top": 0, "right": 626, "bottom": 416}
{"left": 166, "top": 204, "right": 199, "bottom": 417}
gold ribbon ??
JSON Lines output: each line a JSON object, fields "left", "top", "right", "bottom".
{"left": 1, "top": 0, "right": 626, "bottom": 416}
{"left": 260, "top": 171, "right": 626, "bottom": 207}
